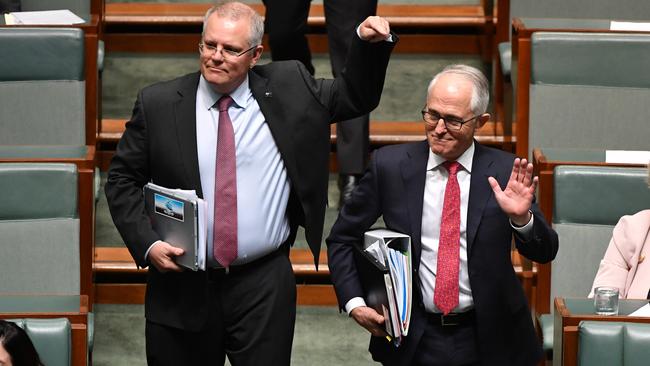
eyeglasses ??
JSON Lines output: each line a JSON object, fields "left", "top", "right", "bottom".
{"left": 198, "top": 42, "right": 257, "bottom": 59}
{"left": 421, "top": 108, "right": 480, "bottom": 131}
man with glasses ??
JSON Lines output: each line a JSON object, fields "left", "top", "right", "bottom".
{"left": 106, "top": 1, "right": 396, "bottom": 365}
{"left": 327, "top": 65, "right": 558, "bottom": 365}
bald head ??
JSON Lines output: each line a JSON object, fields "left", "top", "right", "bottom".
{"left": 427, "top": 64, "right": 489, "bottom": 116}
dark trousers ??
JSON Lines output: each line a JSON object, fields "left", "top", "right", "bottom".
{"left": 409, "top": 321, "right": 480, "bottom": 366}
{"left": 145, "top": 251, "right": 297, "bottom": 366}
{"left": 380, "top": 315, "right": 480, "bottom": 366}
{"left": 263, "top": 0, "right": 377, "bottom": 174}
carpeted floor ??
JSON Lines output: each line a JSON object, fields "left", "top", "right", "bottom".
{"left": 93, "top": 304, "right": 376, "bottom": 366}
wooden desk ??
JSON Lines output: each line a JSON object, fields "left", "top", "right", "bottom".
{"left": 0, "top": 294, "right": 90, "bottom": 366}
{"left": 531, "top": 147, "right": 646, "bottom": 314}
{"left": 553, "top": 297, "right": 650, "bottom": 366}
{"left": 511, "top": 17, "right": 650, "bottom": 157}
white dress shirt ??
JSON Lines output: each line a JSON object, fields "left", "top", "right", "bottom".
{"left": 196, "top": 75, "right": 291, "bottom": 267}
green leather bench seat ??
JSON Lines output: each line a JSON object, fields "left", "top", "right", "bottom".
{"left": 0, "top": 27, "right": 85, "bottom": 146}
{"left": 0, "top": 163, "right": 80, "bottom": 295}
{"left": 578, "top": 321, "right": 650, "bottom": 366}
{"left": 499, "top": 0, "right": 650, "bottom": 86}
{"left": 528, "top": 32, "right": 650, "bottom": 157}
{"left": 9, "top": 318, "right": 71, "bottom": 366}
{"left": 539, "top": 166, "right": 650, "bottom": 353}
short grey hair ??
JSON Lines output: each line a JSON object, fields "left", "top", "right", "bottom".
{"left": 427, "top": 64, "right": 490, "bottom": 115}
{"left": 202, "top": 1, "right": 264, "bottom": 47}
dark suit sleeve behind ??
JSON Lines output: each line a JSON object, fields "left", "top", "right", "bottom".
{"left": 327, "top": 150, "right": 384, "bottom": 309}
{"left": 306, "top": 33, "right": 397, "bottom": 124}
{"left": 105, "top": 91, "right": 159, "bottom": 267}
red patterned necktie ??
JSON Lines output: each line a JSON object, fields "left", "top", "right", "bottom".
{"left": 213, "top": 95, "right": 237, "bottom": 268}
{"left": 434, "top": 161, "right": 461, "bottom": 315}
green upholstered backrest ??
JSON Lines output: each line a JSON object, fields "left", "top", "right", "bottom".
{"left": 0, "top": 27, "right": 85, "bottom": 146}
{"left": 550, "top": 166, "right": 649, "bottom": 310}
{"left": 528, "top": 32, "right": 650, "bottom": 157}
{"left": 553, "top": 166, "right": 649, "bottom": 225}
{"left": 578, "top": 321, "right": 650, "bottom": 366}
{"left": 0, "top": 28, "right": 84, "bottom": 81}
{"left": 9, "top": 318, "right": 72, "bottom": 366}
{"left": 19, "top": 0, "right": 91, "bottom": 22}
{"left": 530, "top": 33, "right": 650, "bottom": 88}
{"left": 0, "top": 163, "right": 80, "bottom": 295}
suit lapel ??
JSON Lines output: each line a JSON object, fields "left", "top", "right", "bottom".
{"left": 402, "top": 140, "right": 429, "bottom": 268}
{"left": 248, "top": 70, "right": 298, "bottom": 178}
{"left": 173, "top": 72, "right": 203, "bottom": 197}
{"left": 467, "top": 142, "right": 497, "bottom": 255}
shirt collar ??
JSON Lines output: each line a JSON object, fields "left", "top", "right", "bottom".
{"left": 198, "top": 74, "right": 250, "bottom": 110}
{"left": 426, "top": 141, "right": 475, "bottom": 173}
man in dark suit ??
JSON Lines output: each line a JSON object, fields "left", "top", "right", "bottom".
{"left": 263, "top": 0, "right": 378, "bottom": 207}
{"left": 105, "top": 2, "right": 396, "bottom": 365}
{"left": 327, "top": 65, "right": 559, "bottom": 365}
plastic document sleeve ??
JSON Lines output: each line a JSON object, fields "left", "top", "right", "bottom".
{"left": 143, "top": 183, "right": 207, "bottom": 271}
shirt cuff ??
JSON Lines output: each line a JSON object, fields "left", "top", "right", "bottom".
{"left": 510, "top": 211, "right": 534, "bottom": 239}
{"left": 144, "top": 240, "right": 163, "bottom": 262}
{"left": 344, "top": 297, "right": 367, "bottom": 315}
{"left": 355, "top": 25, "right": 394, "bottom": 42}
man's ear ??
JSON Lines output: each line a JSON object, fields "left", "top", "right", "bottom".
{"left": 475, "top": 113, "right": 490, "bottom": 129}
{"left": 250, "top": 45, "right": 264, "bottom": 68}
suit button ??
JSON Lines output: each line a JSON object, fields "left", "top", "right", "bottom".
{"left": 413, "top": 268, "right": 418, "bottom": 272}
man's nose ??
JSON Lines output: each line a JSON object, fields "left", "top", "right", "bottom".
{"left": 433, "top": 118, "right": 447, "bottom": 134}
{"left": 211, "top": 48, "right": 225, "bottom": 61}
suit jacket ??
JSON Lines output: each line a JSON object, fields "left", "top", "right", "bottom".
{"left": 327, "top": 141, "right": 559, "bottom": 365}
{"left": 590, "top": 209, "right": 650, "bottom": 299}
{"left": 105, "top": 35, "right": 395, "bottom": 331}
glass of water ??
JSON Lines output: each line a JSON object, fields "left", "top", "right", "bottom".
{"left": 594, "top": 286, "right": 619, "bottom": 315}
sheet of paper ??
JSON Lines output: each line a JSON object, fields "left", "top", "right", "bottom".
{"left": 10, "top": 10, "right": 85, "bottom": 25}
{"left": 196, "top": 198, "right": 207, "bottom": 270}
{"left": 629, "top": 303, "right": 650, "bottom": 317}
{"left": 605, "top": 150, "right": 650, "bottom": 164}
{"left": 610, "top": 21, "right": 650, "bottom": 31}
{"left": 4, "top": 13, "right": 16, "bottom": 25}
{"left": 364, "top": 240, "right": 386, "bottom": 265}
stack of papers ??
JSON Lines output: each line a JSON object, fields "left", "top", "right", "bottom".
{"left": 4, "top": 9, "right": 85, "bottom": 25}
{"left": 360, "top": 229, "right": 413, "bottom": 346}
{"left": 144, "top": 183, "right": 207, "bottom": 271}
{"left": 605, "top": 150, "right": 650, "bottom": 165}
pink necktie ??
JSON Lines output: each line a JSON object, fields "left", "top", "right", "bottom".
{"left": 213, "top": 95, "right": 237, "bottom": 268}
{"left": 434, "top": 161, "right": 461, "bottom": 315}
